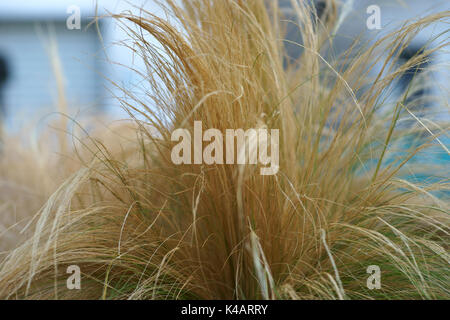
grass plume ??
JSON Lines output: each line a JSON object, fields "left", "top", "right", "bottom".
{"left": 0, "top": 0, "right": 448, "bottom": 299}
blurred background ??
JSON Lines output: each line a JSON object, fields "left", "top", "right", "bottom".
{"left": 0, "top": 0, "right": 448, "bottom": 132}
{"left": 0, "top": 0, "right": 166, "bottom": 132}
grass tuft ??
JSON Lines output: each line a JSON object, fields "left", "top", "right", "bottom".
{"left": 0, "top": 0, "right": 448, "bottom": 300}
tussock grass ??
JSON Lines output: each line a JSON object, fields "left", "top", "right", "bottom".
{"left": 0, "top": 0, "right": 448, "bottom": 299}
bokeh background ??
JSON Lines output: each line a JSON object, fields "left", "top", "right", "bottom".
{"left": 0, "top": 0, "right": 448, "bottom": 130}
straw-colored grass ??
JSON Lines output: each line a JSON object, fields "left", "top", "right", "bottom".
{"left": 0, "top": 0, "right": 448, "bottom": 299}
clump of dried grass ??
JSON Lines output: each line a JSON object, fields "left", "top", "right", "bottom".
{"left": 0, "top": 41, "right": 137, "bottom": 259}
{"left": 0, "top": 0, "right": 448, "bottom": 299}
{"left": 0, "top": 118, "right": 139, "bottom": 259}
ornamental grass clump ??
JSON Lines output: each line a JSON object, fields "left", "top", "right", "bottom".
{"left": 0, "top": 0, "right": 448, "bottom": 299}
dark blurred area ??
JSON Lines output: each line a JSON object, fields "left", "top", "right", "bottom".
{"left": 0, "top": 54, "right": 9, "bottom": 118}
